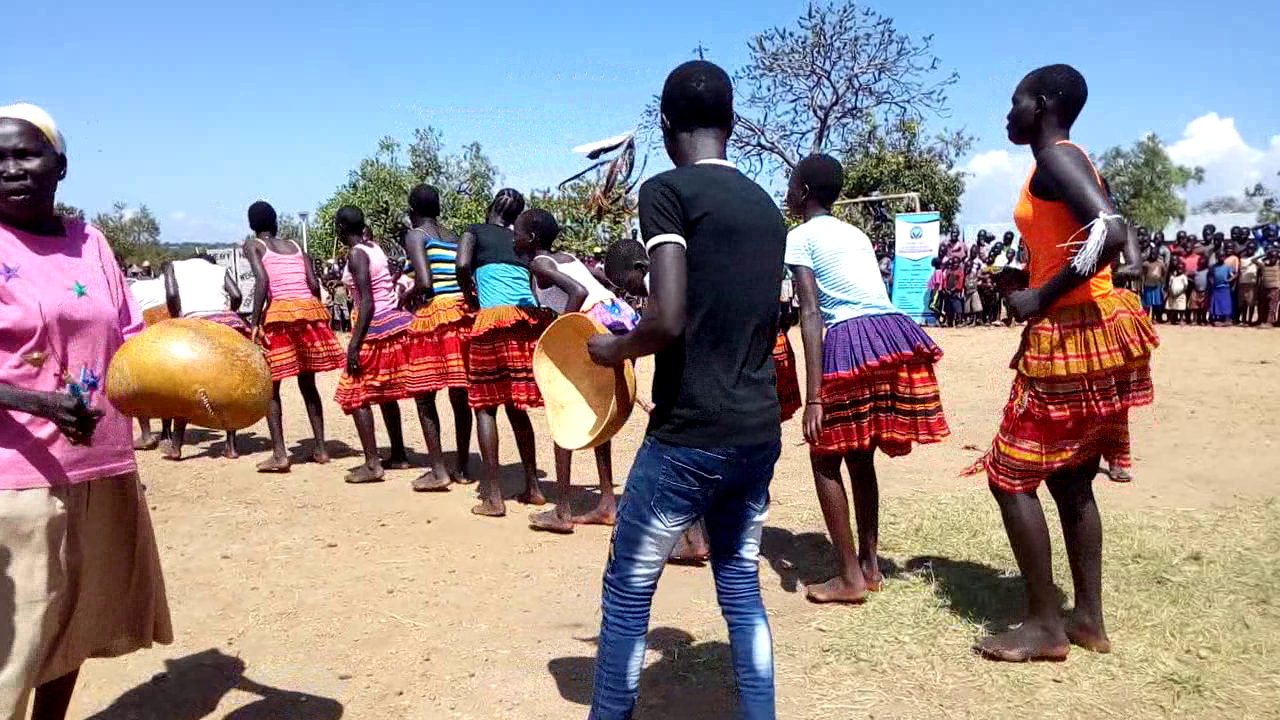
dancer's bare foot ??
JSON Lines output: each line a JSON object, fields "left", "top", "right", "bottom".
{"left": 344, "top": 464, "right": 385, "bottom": 484}
{"left": 517, "top": 488, "right": 547, "bottom": 506}
{"left": 256, "top": 456, "right": 292, "bottom": 474}
{"left": 974, "top": 620, "right": 1070, "bottom": 662}
{"left": 411, "top": 469, "right": 451, "bottom": 492}
{"left": 1066, "top": 612, "right": 1112, "bottom": 654}
{"left": 133, "top": 433, "right": 159, "bottom": 451}
{"left": 471, "top": 500, "right": 506, "bottom": 517}
{"left": 861, "top": 558, "right": 885, "bottom": 592}
{"left": 160, "top": 441, "right": 182, "bottom": 461}
{"left": 805, "top": 575, "right": 868, "bottom": 605}
{"left": 384, "top": 454, "right": 412, "bottom": 470}
{"left": 529, "top": 509, "right": 575, "bottom": 534}
{"left": 222, "top": 444, "right": 239, "bottom": 460}
{"left": 572, "top": 504, "right": 617, "bottom": 526}
{"left": 312, "top": 448, "right": 330, "bottom": 465}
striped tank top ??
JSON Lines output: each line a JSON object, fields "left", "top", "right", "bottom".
{"left": 423, "top": 234, "right": 461, "bottom": 297}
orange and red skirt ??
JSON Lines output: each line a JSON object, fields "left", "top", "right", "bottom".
{"left": 406, "top": 294, "right": 473, "bottom": 395}
{"left": 466, "top": 305, "right": 555, "bottom": 410}
{"left": 260, "top": 297, "right": 343, "bottom": 381}
{"left": 811, "top": 313, "right": 949, "bottom": 457}
{"left": 966, "top": 289, "right": 1158, "bottom": 493}
{"left": 334, "top": 309, "right": 415, "bottom": 413}
{"left": 773, "top": 330, "right": 802, "bottom": 422}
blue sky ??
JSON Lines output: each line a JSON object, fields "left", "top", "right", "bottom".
{"left": 4, "top": 0, "right": 1278, "bottom": 242}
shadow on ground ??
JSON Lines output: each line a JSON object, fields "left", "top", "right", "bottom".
{"left": 905, "top": 555, "right": 1067, "bottom": 629}
{"left": 759, "top": 526, "right": 900, "bottom": 593}
{"left": 548, "top": 628, "right": 737, "bottom": 718}
{"left": 85, "top": 648, "right": 343, "bottom": 720}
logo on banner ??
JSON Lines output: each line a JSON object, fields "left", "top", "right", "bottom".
{"left": 910, "top": 226, "right": 923, "bottom": 239}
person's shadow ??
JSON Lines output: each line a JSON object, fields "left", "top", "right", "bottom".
{"left": 758, "top": 526, "right": 900, "bottom": 593}
{"left": 547, "top": 628, "right": 737, "bottom": 718}
{"left": 85, "top": 648, "right": 342, "bottom": 720}
{"left": 905, "top": 555, "right": 1067, "bottom": 628}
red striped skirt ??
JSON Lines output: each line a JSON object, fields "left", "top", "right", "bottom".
{"left": 811, "top": 313, "right": 949, "bottom": 457}
{"left": 466, "top": 305, "right": 555, "bottom": 410}
{"left": 333, "top": 310, "right": 415, "bottom": 413}
{"left": 261, "top": 297, "right": 342, "bottom": 381}
{"left": 967, "top": 289, "right": 1158, "bottom": 493}
{"left": 773, "top": 331, "right": 801, "bottom": 422}
{"left": 406, "top": 295, "right": 473, "bottom": 394}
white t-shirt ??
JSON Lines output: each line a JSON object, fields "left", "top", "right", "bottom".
{"left": 784, "top": 215, "right": 900, "bottom": 327}
{"left": 129, "top": 277, "right": 166, "bottom": 311}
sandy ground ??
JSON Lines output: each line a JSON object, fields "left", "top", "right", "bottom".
{"left": 64, "top": 324, "right": 1278, "bottom": 719}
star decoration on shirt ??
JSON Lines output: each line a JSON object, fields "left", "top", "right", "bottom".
{"left": 70, "top": 280, "right": 88, "bottom": 297}
{"left": 20, "top": 351, "right": 47, "bottom": 368}
{"left": 0, "top": 263, "right": 18, "bottom": 283}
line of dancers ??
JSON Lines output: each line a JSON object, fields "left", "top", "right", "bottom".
{"left": 0, "top": 58, "right": 1158, "bottom": 720}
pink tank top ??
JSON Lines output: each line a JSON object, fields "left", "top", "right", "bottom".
{"left": 343, "top": 243, "right": 398, "bottom": 315}
{"left": 261, "top": 239, "right": 312, "bottom": 300}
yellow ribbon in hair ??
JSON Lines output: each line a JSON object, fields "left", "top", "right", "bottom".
{"left": 0, "top": 103, "right": 66, "bottom": 155}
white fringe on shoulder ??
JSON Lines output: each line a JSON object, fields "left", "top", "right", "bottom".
{"left": 1059, "top": 212, "right": 1124, "bottom": 276}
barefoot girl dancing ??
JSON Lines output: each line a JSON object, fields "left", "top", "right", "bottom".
{"left": 245, "top": 200, "right": 344, "bottom": 473}
{"left": 333, "top": 206, "right": 415, "bottom": 483}
{"left": 968, "top": 64, "right": 1158, "bottom": 662}
{"left": 785, "top": 154, "right": 950, "bottom": 605}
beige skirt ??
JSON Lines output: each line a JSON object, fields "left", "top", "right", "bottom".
{"left": 1, "top": 473, "right": 172, "bottom": 719}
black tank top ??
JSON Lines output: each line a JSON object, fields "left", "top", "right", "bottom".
{"left": 469, "top": 224, "right": 526, "bottom": 269}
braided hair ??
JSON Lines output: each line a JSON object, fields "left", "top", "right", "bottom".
{"left": 488, "top": 188, "right": 525, "bottom": 227}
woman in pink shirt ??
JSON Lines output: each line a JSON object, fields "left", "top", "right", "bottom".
{"left": 0, "top": 105, "right": 170, "bottom": 720}
{"left": 332, "top": 207, "right": 416, "bottom": 484}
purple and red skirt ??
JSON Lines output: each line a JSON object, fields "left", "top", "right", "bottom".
{"left": 966, "top": 289, "right": 1158, "bottom": 493}
{"left": 260, "top": 297, "right": 343, "bottom": 381}
{"left": 406, "top": 294, "right": 474, "bottom": 394}
{"left": 466, "top": 305, "right": 556, "bottom": 410}
{"left": 811, "top": 313, "right": 949, "bottom": 457}
{"left": 334, "top": 309, "right": 416, "bottom": 413}
{"left": 196, "top": 311, "right": 251, "bottom": 338}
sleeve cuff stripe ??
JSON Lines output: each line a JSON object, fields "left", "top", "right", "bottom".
{"left": 645, "top": 234, "right": 687, "bottom": 251}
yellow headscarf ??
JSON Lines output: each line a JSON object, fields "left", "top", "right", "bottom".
{"left": 0, "top": 103, "right": 66, "bottom": 155}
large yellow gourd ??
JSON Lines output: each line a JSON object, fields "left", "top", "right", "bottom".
{"left": 107, "top": 318, "right": 271, "bottom": 431}
{"left": 533, "top": 313, "right": 636, "bottom": 451}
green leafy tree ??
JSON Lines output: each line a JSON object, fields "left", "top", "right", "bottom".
{"left": 313, "top": 128, "right": 499, "bottom": 260}
{"left": 92, "top": 202, "right": 162, "bottom": 259}
{"left": 1095, "top": 135, "right": 1204, "bottom": 230}
{"left": 529, "top": 176, "right": 635, "bottom": 259}
{"left": 1245, "top": 174, "right": 1280, "bottom": 224}
{"left": 54, "top": 202, "right": 85, "bottom": 220}
{"left": 841, "top": 119, "right": 971, "bottom": 228}
{"left": 1191, "top": 195, "right": 1258, "bottom": 215}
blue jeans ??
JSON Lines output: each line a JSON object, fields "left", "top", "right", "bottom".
{"left": 590, "top": 436, "right": 781, "bottom": 720}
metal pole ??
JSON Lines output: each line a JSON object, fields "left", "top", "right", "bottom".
{"left": 298, "top": 211, "right": 311, "bottom": 255}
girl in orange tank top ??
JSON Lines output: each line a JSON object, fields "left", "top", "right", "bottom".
{"left": 967, "top": 64, "right": 1159, "bottom": 666}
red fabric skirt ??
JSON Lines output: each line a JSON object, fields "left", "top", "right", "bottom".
{"left": 406, "top": 295, "right": 473, "bottom": 394}
{"left": 814, "top": 361, "right": 950, "bottom": 457}
{"left": 261, "top": 321, "right": 344, "bottom": 381}
{"left": 466, "top": 306, "right": 555, "bottom": 410}
{"left": 773, "top": 331, "right": 801, "bottom": 422}
{"left": 967, "top": 289, "right": 1158, "bottom": 493}
{"left": 333, "top": 312, "right": 415, "bottom": 413}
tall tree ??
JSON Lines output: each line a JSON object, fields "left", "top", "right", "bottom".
{"left": 732, "top": 1, "right": 960, "bottom": 176}
{"left": 93, "top": 202, "right": 162, "bottom": 258}
{"left": 54, "top": 202, "right": 85, "bottom": 220}
{"left": 1191, "top": 195, "right": 1258, "bottom": 215}
{"left": 1095, "top": 135, "right": 1204, "bottom": 230}
{"left": 841, "top": 119, "right": 971, "bottom": 228}
{"left": 529, "top": 176, "right": 635, "bottom": 259}
{"left": 1245, "top": 173, "right": 1280, "bottom": 225}
{"left": 314, "top": 129, "right": 499, "bottom": 259}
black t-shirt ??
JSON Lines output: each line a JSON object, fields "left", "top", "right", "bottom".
{"left": 639, "top": 160, "right": 786, "bottom": 448}
{"left": 468, "top": 223, "right": 526, "bottom": 269}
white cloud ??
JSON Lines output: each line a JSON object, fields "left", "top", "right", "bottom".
{"left": 169, "top": 210, "right": 186, "bottom": 221}
{"left": 957, "top": 113, "right": 1280, "bottom": 226}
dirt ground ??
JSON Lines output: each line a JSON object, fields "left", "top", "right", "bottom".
{"left": 66, "top": 324, "right": 1278, "bottom": 719}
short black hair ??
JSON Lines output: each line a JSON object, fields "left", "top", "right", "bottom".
{"left": 517, "top": 208, "right": 560, "bottom": 251}
{"left": 1023, "top": 64, "right": 1088, "bottom": 127}
{"left": 793, "top": 154, "right": 844, "bottom": 207}
{"left": 660, "top": 60, "right": 734, "bottom": 134}
{"left": 248, "top": 201, "right": 278, "bottom": 234}
{"left": 488, "top": 188, "right": 525, "bottom": 226}
{"left": 604, "top": 238, "right": 647, "bottom": 280}
{"left": 335, "top": 206, "right": 365, "bottom": 235}
{"left": 409, "top": 184, "right": 440, "bottom": 218}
